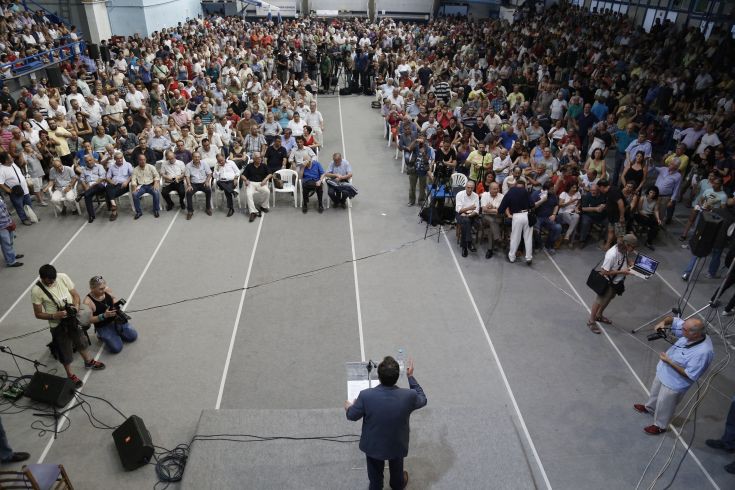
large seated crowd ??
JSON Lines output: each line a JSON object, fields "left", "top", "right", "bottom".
{"left": 0, "top": 1, "right": 734, "bottom": 273}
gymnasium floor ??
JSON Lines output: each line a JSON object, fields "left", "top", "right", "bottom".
{"left": 0, "top": 94, "right": 733, "bottom": 490}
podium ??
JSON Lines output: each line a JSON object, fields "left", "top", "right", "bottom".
{"left": 345, "top": 362, "right": 377, "bottom": 402}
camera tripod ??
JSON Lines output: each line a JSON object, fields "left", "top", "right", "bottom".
{"left": 421, "top": 177, "right": 455, "bottom": 242}
{"left": 631, "top": 254, "right": 735, "bottom": 348}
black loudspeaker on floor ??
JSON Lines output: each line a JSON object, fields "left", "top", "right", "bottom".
{"left": 112, "top": 415, "right": 154, "bottom": 471}
{"left": 25, "top": 372, "right": 75, "bottom": 407}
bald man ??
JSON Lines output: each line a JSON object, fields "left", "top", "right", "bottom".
{"left": 634, "top": 316, "right": 713, "bottom": 435}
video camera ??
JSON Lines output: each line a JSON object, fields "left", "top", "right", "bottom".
{"left": 647, "top": 328, "right": 669, "bottom": 342}
{"left": 113, "top": 298, "right": 132, "bottom": 324}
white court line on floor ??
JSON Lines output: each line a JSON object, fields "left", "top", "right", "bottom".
{"left": 37, "top": 211, "right": 181, "bottom": 463}
{"left": 0, "top": 221, "right": 88, "bottom": 327}
{"left": 442, "top": 230, "right": 552, "bottom": 490}
{"left": 215, "top": 215, "right": 264, "bottom": 409}
{"left": 338, "top": 94, "right": 366, "bottom": 362}
{"left": 544, "top": 250, "right": 720, "bottom": 490}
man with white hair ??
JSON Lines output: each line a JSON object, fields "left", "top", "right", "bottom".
{"left": 105, "top": 151, "right": 134, "bottom": 221}
{"left": 44, "top": 158, "right": 77, "bottom": 216}
{"left": 160, "top": 150, "right": 187, "bottom": 211}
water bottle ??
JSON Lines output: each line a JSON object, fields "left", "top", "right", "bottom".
{"left": 396, "top": 348, "right": 406, "bottom": 376}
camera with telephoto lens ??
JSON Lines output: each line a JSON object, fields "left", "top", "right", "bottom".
{"left": 647, "top": 329, "right": 668, "bottom": 341}
{"left": 112, "top": 298, "right": 132, "bottom": 323}
{"left": 63, "top": 301, "right": 77, "bottom": 319}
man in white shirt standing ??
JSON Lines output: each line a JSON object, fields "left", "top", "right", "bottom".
{"left": 455, "top": 180, "right": 480, "bottom": 257}
{"left": 305, "top": 101, "right": 324, "bottom": 147}
{"left": 287, "top": 112, "right": 306, "bottom": 137}
{"left": 549, "top": 92, "right": 568, "bottom": 122}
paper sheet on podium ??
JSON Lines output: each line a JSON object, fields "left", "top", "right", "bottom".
{"left": 346, "top": 362, "right": 377, "bottom": 401}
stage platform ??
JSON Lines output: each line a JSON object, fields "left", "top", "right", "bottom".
{"left": 182, "top": 407, "right": 542, "bottom": 489}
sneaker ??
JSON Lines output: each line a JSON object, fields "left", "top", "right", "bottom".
{"left": 643, "top": 425, "right": 666, "bottom": 435}
{"left": 68, "top": 374, "right": 83, "bottom": 388}
{"left": 84, "top": 359, "right": 106, "bottom": 370}
{"left": 7, "top": 262, "right": 23, "bottom": 267}
{"left": 681, "top": 273, "right": 689, "bottom": 281}
{"left": 723, "top": 309, "right": 734, "bottom": 316}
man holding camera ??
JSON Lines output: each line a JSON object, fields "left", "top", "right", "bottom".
{"left": 345, "top": 357, "right": 427, "bottom": 490}
{"left": 83, "top": 275, "right": 137, "bottom": 354}
{"left": 634, "top": 316, "right": 713, "bottom": 435}
{"left": 31, "top": 265, "right": 105, "bottom": 388}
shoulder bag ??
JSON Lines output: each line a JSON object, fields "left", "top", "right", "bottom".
{"left": 586, "top": 259, "right": 609, "bottom": 296}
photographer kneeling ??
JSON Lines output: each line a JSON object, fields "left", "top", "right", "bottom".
{"left": 83, "top": 276, "right": 137, "bottom": 354}
{"left": 31, "top": 265, "right": 105, "bottom": 388}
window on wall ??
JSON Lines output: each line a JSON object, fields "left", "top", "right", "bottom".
{"left": 643, "top": 8, "right": 678, "bottom": 33}
{"left": 700, "top": 20, "right": 714, "bottom": 39}
{"left": 571, "top": 0, "right": 584, "bottom": 6}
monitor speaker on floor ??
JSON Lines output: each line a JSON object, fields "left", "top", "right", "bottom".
{"left": 24, "top": 371, "right": 75, "bottom": 407}
{"left": 112, "top": 415, "right": 154, "bottom": 471}
{"left": 689, "top": 212, "right": 722, "bottom": 258}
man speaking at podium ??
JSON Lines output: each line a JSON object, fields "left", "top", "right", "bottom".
{"left": 345, "top": 357, "right": 427, "bottom": 489}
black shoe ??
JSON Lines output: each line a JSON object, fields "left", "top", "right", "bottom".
{"left": 461, "top": 247, "right": 468, "bottom": 257}
{"left": 526, "top": 259, "right": 533, "bottom": 266}
{"left": 302, "top": 206, "right": 308, "bottom": 214}
{"left": 705, "top": 439, "right": 735, "bottom": 452}
{"left": 15, "top": 254, "right": 23, "bottom": 259}
{"left": 249, "top": 212, "right": 256, "bottom": 222}
{"left": 318, "top": 206, "right": 324, "bottom": 214}
{"left": 407, "top": 202, "right": 415, "bottom": 207}
{"left": 1, "top": 452, "right": 30, "bottom": 464}
{"left": 88, "top": 216, "right": 95, "bottom": 223}
{"left": 259, "top": 206, "right": 269, "bottom": 213}
{"left": 154, "top": 211, "right": 160, "bottom": 218}
{"left": 469, "top": 244, "right": 477, "bottom": 253}
{"left": 180, "top": 202, "right": 186, "bottom": 210}
{"left": 7, "top": 262, "right": 23, "bottom": 267}
{"left": 227, "top": 208, "right": 234, "bottom": 217}
{"left": 75, "top": 195, "right": 84, "bottom": 202}
{"left": 134, "top": 212, "right": 142, "bottom": 220}
{"left": 726, "top": 462, "right": 735, "bottom": 474}
{"left": 485, "top": 249, "right": 493, "bottom": 259}
{"left": 61, "top": 207, "right": 67, "bottom": 216}
{"left": 166, "top": 202, "right": 174, "bottom": 211}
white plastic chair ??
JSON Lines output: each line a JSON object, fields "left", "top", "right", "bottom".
{"left": 271, "top": 169, "right": 299, "bottom": 207}
{"left": 213, "top": 175, "right": 242, "bottom": 210}
{"left": 451, "top": 173, "right": 468, "bottom": 188}
{"left": 128, "top": 182, "right": 158, "bottom": 214}
{"left": 47, "top": 188, "right": 81, "bottom": 217}
{"left": 324, "top": 178, "right": 353, "bottom": 209}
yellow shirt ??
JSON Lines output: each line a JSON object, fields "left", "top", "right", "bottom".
{"left": 132, "top": 164, "right": 160, "bottom": 186}
{"left": 49, "top": 127, "right": 73, "bottom": 157}
{"left": 665, "top": 153, "right": 689, "bottom": 174}
{"left": 30, "top": 273, "right": 75, "bottom": 328}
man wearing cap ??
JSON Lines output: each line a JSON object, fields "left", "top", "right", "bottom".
{"left": 587, "top": 234, "right": 637, "bottom": 333}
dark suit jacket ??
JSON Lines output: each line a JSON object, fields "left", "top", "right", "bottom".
{"left": 346, "top": 376, "right": 427, "bottom": 460}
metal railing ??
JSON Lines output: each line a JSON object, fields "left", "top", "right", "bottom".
{"left": 1, "top": 40, "right": 86, "bottom": 80}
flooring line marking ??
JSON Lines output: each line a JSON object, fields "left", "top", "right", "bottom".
{"left": 0, "top": 221, "right": 88, "bottom": 326}
{"left": 442, "top": 231, "right": 552, "bottom": 490}
{"left": 544, "top": 250, "right": 720, "bottom": 490}
{"left": 37, "top": 211, "right": 181, "bottom": 463}
{"left": 215, "top": 215, "right": 264, "bottom": 409}
{"left": 338, "top": 94, "right": 366, "bottom": 362}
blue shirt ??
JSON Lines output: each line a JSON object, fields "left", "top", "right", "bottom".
{"left": 106, "top": 161, "right": 134, "bottom": 185}
{"left": 499, "top": 131, "right": 518, "bottom": 150}
{"left": 656, "top": 318, "right": 713, "bottom": 392}
{"left": 591, "top": 101, "right": 608, "bottom": 121}
{"left": 0, "top": 198, "right": 12, "bottom": 229}
{"left": 625, "top": 139, "right": 652, "bottom": 160}
{"left": 302, "top": 161, "right": 324, "bottom": 182}
{"left": 654, "top": 166, "right": 682, "bottom": 199}
{"left": 616, "top": 129, "right": 637, "bottom": 153}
